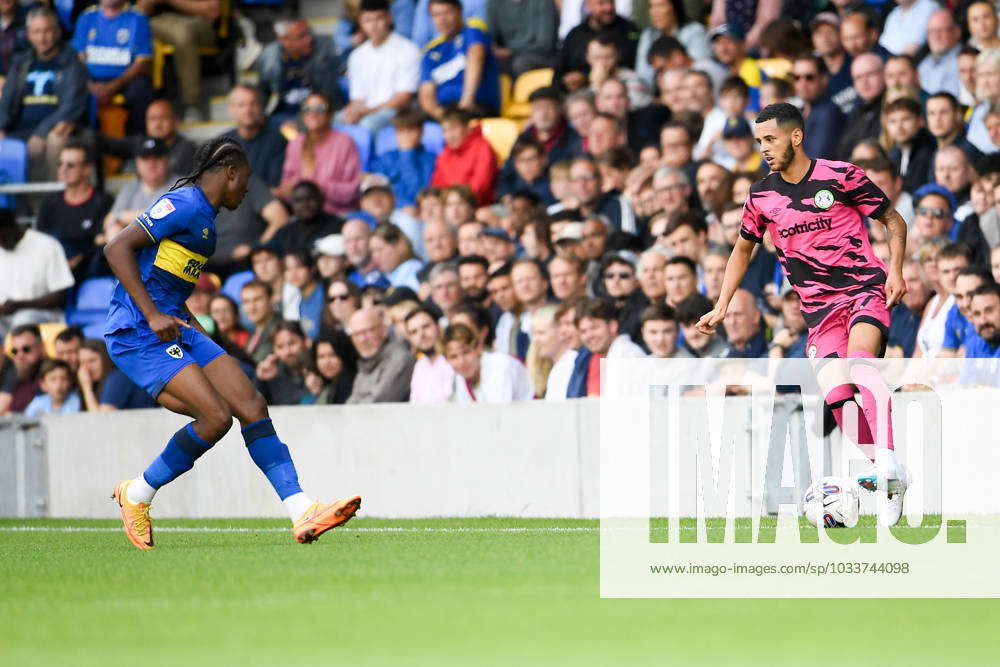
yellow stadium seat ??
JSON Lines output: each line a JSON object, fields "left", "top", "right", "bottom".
{"left": 506, "top": 68, "right": 554, "bottom": 119}
{"left": 499, "top": 73, "right": 512, "bottom": 118}
{"left": 478, "top": 118, "right": 520, "bottom": 164}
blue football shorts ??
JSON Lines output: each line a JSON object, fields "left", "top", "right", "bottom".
{"left": 105, "top": 324, "right": 226, "bottom": 398}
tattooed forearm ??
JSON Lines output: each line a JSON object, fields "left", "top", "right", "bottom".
{"left": 877, "top": 208, "right": 907, "bottom": 272}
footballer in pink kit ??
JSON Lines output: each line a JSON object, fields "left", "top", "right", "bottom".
{"left": 698, "top": 103, "right": 910, "bottom": 525}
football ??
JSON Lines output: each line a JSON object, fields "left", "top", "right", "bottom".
{"left": 802, "top": 476, "right": 861, "bottom": 528}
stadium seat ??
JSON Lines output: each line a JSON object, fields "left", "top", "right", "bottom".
{"left": 66, "top": 277, "right": 116, "bottom": 332}
{"left": 333, "top": 124, "right": 372, "bottom": 171}
{"left": 0, "top": 137, "right": 28, "bottom": 209}
{"left": 499, "top": 73, "right": 512, "bottom": 119}
{"left": 506, "top": 68, "right": 553, "bottom": 119}
{"left": 221, "top": 270, "right": 254, "bottom": 304}
{"left": 478, "top": 118, "right": 520, "bottom": 164}
{"left": 373, "top": 121, "right": 445, "bottom": 158}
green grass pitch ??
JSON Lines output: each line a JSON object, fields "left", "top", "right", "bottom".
{"left": 1, "top": 517, "right": 998, "bottom": 666}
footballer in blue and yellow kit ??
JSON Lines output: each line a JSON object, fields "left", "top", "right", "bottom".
{"left": 104, "top": 186, "right": 225, "bottom": 397}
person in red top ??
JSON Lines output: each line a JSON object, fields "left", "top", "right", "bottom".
{"left": 697, "top": 102, "right": 910, "bottom": 526}
{"left": 430, "top": 108, "right": 498, "bottom": 206}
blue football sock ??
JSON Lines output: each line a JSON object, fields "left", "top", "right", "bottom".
{"left": 143, "top": 423, "right": 214, "bottom": 489}
{"left": 241, "top": 418, "right": 303, "bottom": 500}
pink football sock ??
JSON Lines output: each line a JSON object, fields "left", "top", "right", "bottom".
{"left": 847, "top": 350, "right": 895, "bottom": 453}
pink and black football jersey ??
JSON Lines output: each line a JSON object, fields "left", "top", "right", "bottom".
{"left": 740, "top": 159, "right": 891, "bottom": 330}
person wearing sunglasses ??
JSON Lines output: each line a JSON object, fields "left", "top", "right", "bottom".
{"left": 791, "top": 54, "right": 844, "bottom": 161}
{"left": 0, "top": 324, "right": 46, "bottom": 415}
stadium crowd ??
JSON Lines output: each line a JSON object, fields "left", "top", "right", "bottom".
{"left": 4, "top": 0, "right": 1000, "bottom": 415}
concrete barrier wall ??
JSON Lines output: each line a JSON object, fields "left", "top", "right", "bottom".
{"left": 1, "top": 390, "right": 996, "bottom": 519}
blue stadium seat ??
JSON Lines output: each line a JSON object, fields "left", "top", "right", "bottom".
{"left": 0, "top": 138, "right": 28, "bottom": 209}
{"left": 66, "top": 277, "right": 116, "bottom": 333}
{"left": 222, "top": 270, "right": 254, "bottom": 305}
{"left": 373, "top": 122, "right": 444, "bottom": 158}
{"left": 332, "top": 123, "right": 372, "bottom": 171}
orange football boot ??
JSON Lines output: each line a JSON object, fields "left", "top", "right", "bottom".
{"left": 111, "top": 480, "right": 154, "bottom": 550}
{"left": 292, "top": 496, "right": 361, "bottom": 544}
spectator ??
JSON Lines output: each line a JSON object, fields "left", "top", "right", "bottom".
{"left": 586, "top": 34, "right": 650, "bottom": 110}
{"left": 207, "top": 174, "right": 289, "bottom": 278}
{"left": 423, "top": 220, "right": 458, "bottom": 274}
{"left": 675, "top": 292, "right": 727, "bottom": 357}
{"left": 879, "top": 0, "right": 939, "bottom": 57}
{"left": 277, "top": 92, "right": 361, "bottom": 215}
{"left": 249, "top": 245, "right": 284, "bottom": 309}
{"left": 885, "top": 97, "right": 936, "bottom": 194}
{"left": 958, "top": 45, "right": 980, "bottom": 110}
{"left": 210, "top": 294, "right": 249, "bottom": 349}
{"left": 457, "top": 254, "right": 490, "bottom": 304}
{"left": 102, "top": 137, "right": 173, "bottom": 241}
{"left": 369, "top": 110, "right": 437, "bottom": 208}
{"left": 370, "top": 223, "right": 423, "bottom": 291}
{"left": 256, "top": 18, "right": 342, "bottom": 123}
{"left": 0, "top": 0, "right": 28, "bottom": 84}
{"left": 35, "top": 140, "right": 113, "bottom": 278}
{"left": 304, "top": 330, "right": 358, "bottom": 404}
{"left": 836, "top": 53, "right": 885, "bottom": 160}
{"left": 344, "top": 218, "right": 389, "bottom": 289}
{"left": 340, "top": 0, "right": 420, "bottom": 135}
{"left": 925, "top": 93, "right": 981, "bottom": 168}
{"left": 77, "top": 337, "right": 157, "bottom": 411}
{"left": 641, "top": 302, "right": 680, "bottom": 358}
{"left": 270, "top": 181, "right": 343, "bottom": 256}
{"left": 545, "top": 301, "right": 580, "bottom": 400}
{"left": 968, "top": 49, "right": 1000, "bottom": 154}
{"left": 52, "top": 325, "right": 83, "bottom": 373}
{"left": 901, "top": 257, "right": 933, "bottom": 320}
{"left": 663, "top": 255, "right": 698, "bottom": 309}
{"left": 418, "top": 0, "right": 500, "bottom": 119}
{"left": 934, "top": 146, "right": 976, "bottom": 223}
{"left": 347, "top": 306, "right": 416, "bottom": 402}
{"left": 576, "top": 297, "right": 644, "bottom": 395}
{"left": 0, "top": 7, "right": 87, "bottom": 181}
{"left": 223, "top": 84, "right": 288, "bottom": 188}
{"left": 24, "top": 357, "right": 80, "bottom": 416}
{"left": 281, "top": 250, "right": 325, "bottom": 340}
{"left": 99, "top": 98, "right": 197, "bottom": 177}
{"left": 497, "top": 137, "right": 553, "bottom": 204}
{"left": 0, "top": 210, "right": 73, "bottom": 338}
{"left": 241, "top": 280, "right": 281, "bottom": 363}
{"left": 429, "top": 262, "right": 462, "bottom": 323}
{"left": 915, "top": 241, "right": 969, "bottom": 359}
{"left": 792, "top": 54, "right": 845, "bottom": 160}
{"left": 405, "top": 306, "right": 454, "bottom": 403}
{"left": 968, "top": 2, "right": 1000, "bottom": 51}
{"left": 568, "top": 156, "right": 637, "bottom": 236}
{"left": 555, "top": 0, "right": 639, "bottom": 92}
{"left": 254, "top": 321, "right": 311, "bottom": 405}
{"left": 141, "top": 0, "right": 220, "bottom": 121}
{"left": 636, "top": 0, "right": 710, "bottom": 87}
{"left": 525, "top": 303, "right": 562, "bottom": 398}
{"left": 695, "top": 75, "right": 749, "bottom": 163}
{"left": 72, "top": 0, "right": 152, "bottom": 136}
{"left": 718, "top": 115, "right": 760, "bottom": 173}
{"left": 706, "top": 23, "right": 762, "bottom": 110}
{"left": 0, "top": 323, "right": 45, "bottom": 413}
{"left": 586, "top": 109, "right": 627, "bottom": 157}
{"left": 810, "top": 12, "right": 854, "bottom": 112}
{"left": 939, "top": 268, "right": 994, "bottom": 357}
{"left": 596, "top": 77, "right": 669, "bottom": 156}
{"left": 430, "top": 108, "right": 498, "bottom": 206}
{"left": 444, "top": 186, "right": 478, "bottom": 227}
{"left": 312, "top": 234, "right": 349, "bottom": 282}
{"left": 359, "top": 180, "right": 425, "bottom": 258}
{"left": 511, "top": 256, "right": 550, "bottom": 333}
{"left": 565, "top": 89, "right": 597, "bottom": 145}
{"left": 321, "top": 278, "right": 361, "bottom": 335}
{"left": 914, "top": 183, "right": 989, "bottom": 266}
{"left": 601, "top": 251, "right": 645, "bottom": 340}
{"left": 857, "top": 156, "right": 914, "bottom": 230}
{"left": 918, "top": 9, "right": 961, "bottom": 97}
{"left": 487, "top": 263, "right": 522, "bottom": 354}
{"left": 965, "top": 283, "right": 1000, "bottom": 366}
{"left": 767, "top": 290, "right": 808, "bottom": 358}
{"left": 444, "top": 323, "right": 532, "bottom": 402}
{"left": 488, "top": 0, "right": 557, "bottom": 77}
{"left": 549, "top": 252, "right": 587, "bottom": 302}
{"left": 450, "top": 301, "right": 495, "bottom": 348}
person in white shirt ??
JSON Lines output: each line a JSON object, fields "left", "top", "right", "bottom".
{"left": 0, "top": 210, "right": 75, "bottom": 338}
{"left": 526, "top": 304, "right": 565, "bottom": 399}
{"left": 337, "top": 0, "right": 421, "bottom": 135}
{"left": 444, "top": 323, "right": 533, "bottom": 403}
{"left": 878, "top": 0, "right": 940, "bottom": 57}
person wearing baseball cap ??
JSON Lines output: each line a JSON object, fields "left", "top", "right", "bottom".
{"left": 708, "top": 21, "right": 763, "bottom": 111}
{"left": 103, "top": 136, "right": 174, "bottom": 242}
{"left": 720, "top": 116, "right": 761, "bottom": 172}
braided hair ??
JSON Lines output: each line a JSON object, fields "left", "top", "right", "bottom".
{"left": 170, "top": 136, "right": 249, "bottom": 191}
